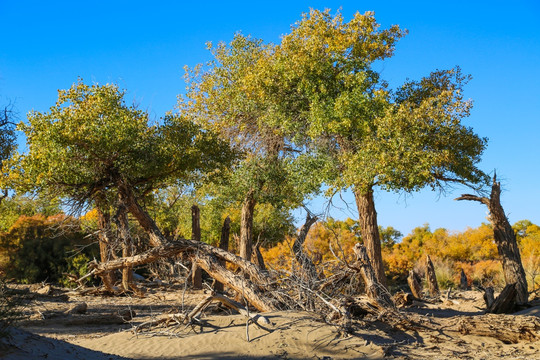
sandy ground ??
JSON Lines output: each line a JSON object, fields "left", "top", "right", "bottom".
{"left": 1, "top": 285, "right": 540, "bottom": 359}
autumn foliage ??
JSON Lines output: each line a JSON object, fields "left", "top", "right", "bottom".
{"left": 262, "top": 218, "right": 540, "bottom": 291}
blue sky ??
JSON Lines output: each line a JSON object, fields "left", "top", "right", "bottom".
{"left": 1, "top": 1, "right": 539, "bottom": 236}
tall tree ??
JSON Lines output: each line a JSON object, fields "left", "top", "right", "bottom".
{"left": 250, "top": 9, "right": 488, "bottom": 285}
{"left": 7, "top": 80, "right": 233, "bottom": 288}
{"left": 181, "top": 35, "right": 318, "bottom": 262}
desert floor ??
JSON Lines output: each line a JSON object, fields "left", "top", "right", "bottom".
{"left": 1, "top": 284, "right": 540, "bottom": 359}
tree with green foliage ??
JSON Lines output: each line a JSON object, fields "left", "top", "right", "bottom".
{"left": 6, "top": 80, "right": 234, "bottom": 289}
{"left": 248, "top": 9, "right": 488, "bottom": 285}
{"left": 181, "top": 35, "right": 319, "bottom": 262}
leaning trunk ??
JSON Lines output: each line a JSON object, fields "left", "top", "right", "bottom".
{"left": 239, "top": 190, "right": 256, "bottom": 261}
{"left": 353, "top": 187, "right": 387, "bottom": 287}
{"left": 456, "top": 175, "right": 528, "bottom": 304}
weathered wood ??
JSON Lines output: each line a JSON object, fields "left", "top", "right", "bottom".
{"left": 352, "top": 243, "right": 393, "bottom": 307}
{"left": 451, "top": 313, "right": 540, "bottom": 343}
{"left": 425, "top": 255, "right": 440, "bottom": 297}
{"left": 214, "top": 216, "right": 231, "bottom": 293}
{"left": 460, "top": 269, "right": 468, "bottom": 290}
{"left": 292, "top": 213, "right": 319, "bottom": 281}
{"left": 456, "top": 174, "right": 528, "bottom": 304}
{"left": 193, "top": 252, "right": 275, "bottom": 312}
{"left": 407, "top": 270, "right": 423, "bottom": 299}
{"left": 488, "top": 283, "right": 517, "bottom": 314}
{"left": 484, "top": 286, "right": 495, "bottom": 308}
{"left": 191, "top": 205, "right": 202, "bottom": 290}
{"left": 252, "top": 244, "right": 266, "bottom": 271}
{"left": 64, "top": 309, "right": 135, "bottom": 326}
{"left": 393, "top": 292, "right": 414, "bottom": 308}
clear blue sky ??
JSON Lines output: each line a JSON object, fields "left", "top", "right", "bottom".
{"left": 1, "top": 1, "right": 539, "bottom": 236}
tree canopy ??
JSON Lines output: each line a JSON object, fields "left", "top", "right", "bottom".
{"left": 7, "top": 80, "right": 233, "bottom": 209}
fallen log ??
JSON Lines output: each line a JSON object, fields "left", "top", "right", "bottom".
{"left": 193, "top": 252, "right": 275, "bottom": 312}
{"left": 450, "top": 313, "right": 540, "bottom": 343}
{"left": 134, "top": 293, "right": 270, "bottom": 333}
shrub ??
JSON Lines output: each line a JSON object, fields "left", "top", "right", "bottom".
{"left": 0, "top": 215, "right": 98, "bottom": 285}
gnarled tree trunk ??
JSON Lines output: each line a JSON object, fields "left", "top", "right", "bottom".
{"left": 354, "top": 187, "right": 387, "bottom": 287}
{"left": 95, "top": 205, "right": 116, "bottom": 290}
{"left": 456, "top": 174, "right": 528, "bottom": 304}
{"left": 292, "top": 213, "right": 319, "bottom": 281}
{"left": 114, "top": 202, "right": 136, "bottom": 293}
{"left": 239, "top": 190, "right": 256, "bottom": 261}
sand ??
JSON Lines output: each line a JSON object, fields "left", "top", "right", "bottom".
{"left": 1, "top": 285, "right": 540, "bottom": 359}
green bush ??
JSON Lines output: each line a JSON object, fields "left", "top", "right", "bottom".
{"left": 0, "top": 215, "right": 98, "bottom": 285}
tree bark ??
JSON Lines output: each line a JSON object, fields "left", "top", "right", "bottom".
{"left": 118, "top": 182, "right": 163, "bottom": 247}
{"left": 352, "top": 243, "right": 393, "bottom": 307}
{"left": 425, "top": 254, "right": 440, "bottom": 297}
{"left": 407, "top": 270, "right": 423, "bottom": 299}
{"left": 95, "top": 205, "right": 116, "bottom": 290}
{"left": 114, "top": 203, "right": 135, "bottom": 293}
{"left": 239, "top": 189, "right": 256, "bottom": 261}
{"left": 292, "top": 213, "right": 319, "bottom": 281}
{"left": 214, "top": 216, "right": 230, "bottom": 293}
{"left": 191, "top": 205, "right": 202, "bottom": 290}
{"left": 487, "top": 283, "right": 517, "bottom": 314}
{"left": 456, "top": 174, "right": 528, "bottom": 303}
{"left": 353, "top": 187, "right": 387, "bottom": 287}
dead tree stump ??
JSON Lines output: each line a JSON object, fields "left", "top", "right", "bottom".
{"left": 456, "top": 174, "right": 528, "bottom": 304}
{"left": 425, "top": 255, "right": 440, "bottom": 297}
{"left": 292, "top": 213, "right": 319, "bottom": 281}
{"left": 488, "top": 283, "right": 517, "bottom": 314}
{"left": 460, "top": 269, "right": 469, "bottom": 290}
{"left": 352, "top": 243, "right": 393, "bottom": 307}
{"left": 407, "top": 270, "right": 423, "bottom": 298}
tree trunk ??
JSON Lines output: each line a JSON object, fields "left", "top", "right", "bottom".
{"left": 239, "top": 190, "right": 256, "bottom": 261}
{"left": 95, "top": 206, "right": 116, "bottom": 290}
{"left": 191, "top": 205, "right": 202, "bottom": 290}
{"left": 292, "top": 213, "right": 319, "bottom": 281}
{"left": 352, "top": 243, "right": 393, "bottom": 307}
{"left": 425, "top": 254, "right": 440, "bottom": 297}
{"left": 456, "top": 174, "right": 528, "bottom": 304}
{"left": 353, "top": 187, "right": 387, "bottom": 287}
{"left": 114, "top": 203, "right": 135, "bottom": 293}
{"left": 214, "top": 216, "right": 231, "bottom": 293}
{"left": 118, "top": 182, "right": 163, "bottom": 247}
